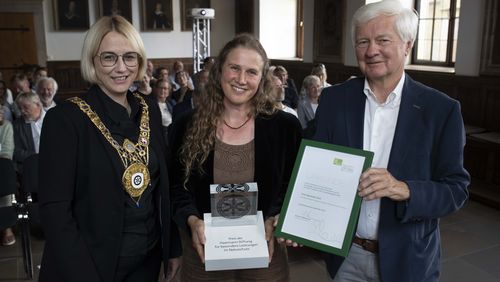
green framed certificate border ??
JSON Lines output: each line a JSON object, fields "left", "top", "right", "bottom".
{"left": 274, "top": 139, "right": 373, "bottom": 257}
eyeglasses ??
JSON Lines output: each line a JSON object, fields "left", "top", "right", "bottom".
{"left": 95, "top": 52, "right": 140, "bottom": 67}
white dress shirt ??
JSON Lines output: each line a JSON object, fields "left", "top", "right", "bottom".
{"left": 356, "top": 74, "right": 405, "bottom": 240}
{"left": 158, "top": 102, "right": 172, "bottom": 127}
{"left": 30, "top": 109, "right": 46, "bottom": 153}
{"left": 281, "top": 104, "right": 298, "bottom": 118}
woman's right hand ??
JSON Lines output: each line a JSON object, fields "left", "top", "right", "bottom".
{"left": 187, "top": 215, "right": 206, "bottom": 263}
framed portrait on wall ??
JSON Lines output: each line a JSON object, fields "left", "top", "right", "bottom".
{"left": 181, "top": 0, "right": 210, "bottom": 31}
{"left": 98, "top": 0, "right": 133, "bottom": 23}
{"left": 141, "top": 0, "right": 173, "bottom": 31}
{"left": 313, "top": 0, "right": 345, "bottom": 63}
{"left": 53, "top": 0, "right": 90, "bottom": 30}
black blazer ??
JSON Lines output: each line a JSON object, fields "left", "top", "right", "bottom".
{"left": 13, "top": 117, "right": 36, "bottom": 167}
{"left": 169, "top": 110, "right": 302, "bottom": 231}
{"left": 38, "top": 86, "right": 181, "bottom": 282}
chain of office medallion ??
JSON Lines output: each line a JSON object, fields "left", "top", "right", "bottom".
{"left": 69, "top": 93, "right": 150, "bottom": 168}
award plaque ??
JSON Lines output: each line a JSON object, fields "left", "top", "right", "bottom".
{"left": 204, "top": 182, "right": 269, "bottom": 271}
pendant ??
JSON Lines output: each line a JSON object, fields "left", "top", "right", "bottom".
{"left": 122, "top": 162, "right": 150, "bottom": 198}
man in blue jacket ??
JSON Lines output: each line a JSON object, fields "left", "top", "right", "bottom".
{"left": 314, "top": 1, "right": 470, "bottom": 281}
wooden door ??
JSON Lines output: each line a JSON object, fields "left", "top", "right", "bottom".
{"left": 0, "top": 12, "right": 38, "bottom": 86}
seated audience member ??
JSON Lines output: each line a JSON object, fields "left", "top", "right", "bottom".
{"left": 268, "top": 65, "right": 276, "bottom": 77}
{"left": 194, "top": 69, "right": 210, "bottom": 90}
{"left": 130, "top": 75, "right": 152, "bottom": 96}
{"left": 273, "top": 65, "right": 298, "bottom": 110}
{"left": 146, "top": 59, "right": 155, "bottom": 79}
{"left": 192, "top": 56, "right": 215, "bottom": 88}
{"left": 0, "top": 106, "right": 15, "bottom": 246}
{"left": 271, "top": 75, "right": 297, "bottom": 118}
{"left": 0, "top": 72, "right": 14, "bottom": 106}
{"left": 35, "top": 77, "right": 59, "bottom": 111}
{"left": 153, "top": 78, "right": 175, "bottom": 131}
{"left": 172, "top": 70, "right": 193, "bottom": 103}
{"left": 10, "top": 73, "right": 31, "bottom": 118}
{"left": 172, "top": 87, "right": 202, "bottom": 123}
{"left": 32, "top": 66, "right": 48, "bottom": 90}
{"left": 13, "top": 91, "right": 45, "bottom": 171}
{"left": 169, "top": 60, "right": 194, "bottom": 91}
{"left": 0, "top": 81, "right": 13, "bottom": 122}
{"left": 22, "top": 64, "right": 39, "bottom": 89}
{"left": 297, "top": 75, "right": 322, "bottom": 130}
{"left": 311, "top": 63, "right": 332, "bottom": 89}
{"left": 155, "top": 66, "right": 170, "bottom": 81}
{"left": 0, "top": 108, "right": 15, "bottom": 160}
{"left": 11, "top": 73, "right": 31, "bottom": 97}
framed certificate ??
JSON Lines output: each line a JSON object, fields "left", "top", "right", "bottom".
{"left": 274, "top": 139, "right": 373, "bottom": 257}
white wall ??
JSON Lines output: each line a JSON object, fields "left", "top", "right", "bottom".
{"left": 42, "top": 0, "right": 234, "bottom": 61}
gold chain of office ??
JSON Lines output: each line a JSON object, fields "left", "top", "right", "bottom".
{"left": 69, "top": 93, "right": 151, "bottom": 199}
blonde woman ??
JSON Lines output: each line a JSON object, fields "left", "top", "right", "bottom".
{"left": 38, "top": 16, "right": 181, "bottom": 281}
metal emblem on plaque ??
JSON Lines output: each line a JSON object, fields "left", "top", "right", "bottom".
{"left": 210, "top": 182, "right": 258, "bottom": 226}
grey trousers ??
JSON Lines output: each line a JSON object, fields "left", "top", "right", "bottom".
{"left": 332, "top": 243, "right": 380, "bottom": 282}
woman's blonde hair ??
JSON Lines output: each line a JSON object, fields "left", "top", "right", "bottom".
{"left": 180, "top": 33, "right": 276, "bottom": 186}
{"left": 80, "top": 16, "right": 146, "bottom": 84}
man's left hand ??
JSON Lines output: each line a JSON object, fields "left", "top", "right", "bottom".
{"left": 358, "top": 168, "right": 410, "bottom": 201}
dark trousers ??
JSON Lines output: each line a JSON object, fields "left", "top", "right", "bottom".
{"left": 114, "top": 243, "right": 162, "bottom": 282}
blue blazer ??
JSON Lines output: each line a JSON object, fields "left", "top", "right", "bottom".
{"left": 314, "top": 76, "right": 470, "bottom": 282}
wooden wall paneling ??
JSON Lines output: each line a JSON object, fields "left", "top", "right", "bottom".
{"left": 47, "top": 61, "right": 89, "bottom": 100}
{"left": 464, "top": 144, "right": 490, "bottom": 180}
{"left": 483, "top": 86, "right": 500, "bottom": 131}
{"left": 456, "top": 86, "right": 486, "bottom": 127}
{"left": 493, "top": 153, "right": 500, "bottom": 185}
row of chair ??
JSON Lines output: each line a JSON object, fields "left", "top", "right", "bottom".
{"left": 0, "top": 154, "right": 39, "bottom": 280}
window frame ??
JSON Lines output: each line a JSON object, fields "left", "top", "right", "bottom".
{"left": 296, "top": 0, "right": 304, "bottom": 58}
{"left": 412, "top": 0, "right": 460, "bottom": 67}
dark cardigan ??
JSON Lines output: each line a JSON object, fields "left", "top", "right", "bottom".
{"left": 169, "top": 110, "right": 302, "bottom": 231}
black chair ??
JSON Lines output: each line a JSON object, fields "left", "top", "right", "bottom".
{"left": 17, "top": 153, "right": 40, "bottom": 279}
